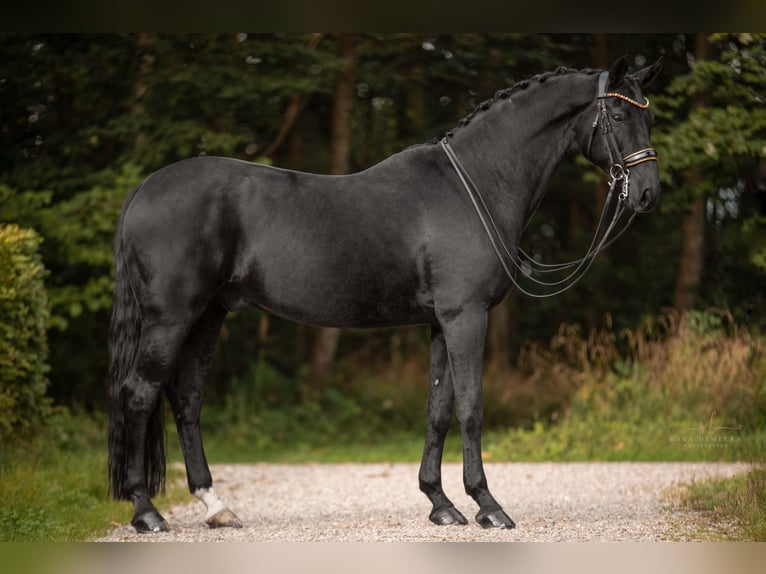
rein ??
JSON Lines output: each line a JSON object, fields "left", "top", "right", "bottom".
{"left": 441, "top": 70, "right": 656, "bottom": 298}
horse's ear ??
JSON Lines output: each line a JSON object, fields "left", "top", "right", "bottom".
{"left": 607, "top": 55, "right": 630, "bottom": 89}
{"left": 632, "top": 56, "right": 663, "bottom": 88}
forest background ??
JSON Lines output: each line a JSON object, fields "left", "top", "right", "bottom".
{"left": 1, "top": 35, "right": 766, "bottom": 541}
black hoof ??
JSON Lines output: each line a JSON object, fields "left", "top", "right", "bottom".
{"left": 476, "top": 508, "right": 516, "bottom": 529}
{"left": 131, "top": 511, "right": 170, "bottom": 533}
{"left": 429, "top": 506, "right": 468, "bottom": 525}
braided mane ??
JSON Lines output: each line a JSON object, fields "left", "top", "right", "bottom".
{"left": 440, "top": 66, "right": 601, "bottom": 140}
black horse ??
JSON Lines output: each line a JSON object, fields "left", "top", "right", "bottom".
{"left": 107, "top": 56, "right": 662, "bottom": 533}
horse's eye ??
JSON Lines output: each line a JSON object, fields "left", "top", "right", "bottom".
{"left": 612, "top": 113, "right": 625, "bottom": 123}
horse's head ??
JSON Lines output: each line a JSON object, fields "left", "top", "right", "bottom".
{"left": 578, "top": 56, "right": 663, "bottom": 213}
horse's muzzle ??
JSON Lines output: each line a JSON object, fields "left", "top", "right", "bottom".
{"left": 634, "top": 185, "right": 660, "bottom": 213}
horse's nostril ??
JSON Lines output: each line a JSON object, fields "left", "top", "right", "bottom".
{"left": 638, "top": 187, "right": 657, "bottom": 212}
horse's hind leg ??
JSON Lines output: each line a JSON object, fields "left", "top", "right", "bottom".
{"left": 166, "top": 301, "right": 242, "bottom": 529}
{"left": 123, "top": 323, "right": 190, "bottom": 533}
{"left": 419, "top": 326, "right": 468, "bottom": 525}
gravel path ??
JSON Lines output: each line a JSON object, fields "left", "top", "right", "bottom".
{"left": 95, "top": 462, "right": 748, "bottom": 542}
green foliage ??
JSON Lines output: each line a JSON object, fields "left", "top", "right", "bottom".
{"left": 352, "top": 33, "right": 561, "bottom": 160}
{"left": 0, "top": 410, "right": 185, "bottom": 541}
{"left": 200, "top": 358, "right": 430, "bottom": 457}
{"left": 654, "top": 35, "right": 766, "bottom": 201}
{"left": 119, "top": 34, "right": 344, "bottom": 170}
{"left": 744, "top": 214, "right": 766, "bottom": 272}
{"left": 648, "top": 33, "right": 766, "bottom": 322}
{"left": 1, "top": 165, "right": 143, "bottom": 404}
{"left": 489, "top": 310, "right": 766, "bottom": 462}
{"left": 34, "top": 163, "right": 143, "bottom": 328}
{"left": 0, "top": 185, "right": 52, "bottom": 222}
{"left": 0, "top": 224, "right": 51, "bottom": 441}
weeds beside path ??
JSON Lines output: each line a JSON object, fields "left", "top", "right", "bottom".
{"left": 667, "top": 465, "right": 766, "bottom": 541}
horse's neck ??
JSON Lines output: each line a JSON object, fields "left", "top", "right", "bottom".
{"left": 448, "top": 75, "right": 594, "bottom": 240}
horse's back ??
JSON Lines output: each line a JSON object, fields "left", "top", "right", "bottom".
{"left": 120, "top": 156, "right": 437, "bottom": 327}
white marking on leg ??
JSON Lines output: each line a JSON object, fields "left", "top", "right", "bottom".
{"left": 193, "top": 487, "right": 226, "bottom": 521}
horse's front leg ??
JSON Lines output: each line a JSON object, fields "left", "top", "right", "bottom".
{"left": 166, "top": 302, "right": 242, "bottom": 529}
{"left": 439, "top": 306, "right": 515, "bottom": 529}
{"left": 419, "top": 325, "right": 468, "bottom": 525}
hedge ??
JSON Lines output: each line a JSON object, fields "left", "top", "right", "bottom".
{"left": 0, "top": 224, "right": 51, "bottom": 441}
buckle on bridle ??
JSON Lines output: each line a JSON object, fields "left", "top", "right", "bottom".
{"left": 609, "top": 164, "right": 630, "bottom": 203}
{"left": 610, "top": 164, "right": 625, "bottom": 180}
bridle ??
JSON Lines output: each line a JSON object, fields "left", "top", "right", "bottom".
{"left": 586, "top": 70, "right": 658, "bottom": 203}
{"left": 441, "top": 69, "right": 658, "bottom": 298}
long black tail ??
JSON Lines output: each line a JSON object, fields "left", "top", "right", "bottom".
{"left": 107, "top": 184, "right": 166, "bottom": 500}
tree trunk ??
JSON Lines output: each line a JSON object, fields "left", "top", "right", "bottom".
{"left": 673, "top": 34, "right": 710, "bottom": 312}
{"left": 264, "top": 34, "right": 323, "bottom": 161}
{"left": 307, "top": 34, "right": 358, "bottom": 390}
{"left": 131, "top": 33, "right": 156, "bottom": 148}
{"left": 673, "top": 189, "right": 706, "bottom": 311}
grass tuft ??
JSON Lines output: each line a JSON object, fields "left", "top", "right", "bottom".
{"left": 671, "top": 465, "right": 766, "bottom": 541}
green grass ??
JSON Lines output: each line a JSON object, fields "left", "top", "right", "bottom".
{"left": 194, "top": 429, "right": 454, "bottom": 463}
{"left": 487, "top": 417, "right": 766, "bottom": 462}
{"left": 0, "top": 447, "right": 130, "bottom": 541}
{"left": 191, "top": 413, "right": 765, "bottom": 464}
{"left": 0, "top": 410, "right": 186, "bottom": 542}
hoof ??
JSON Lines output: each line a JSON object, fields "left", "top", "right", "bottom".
{"left": 206, "top": 508, "right": 243, "bottom": 529}
{"left": 131, "top": 511, "right": 170, "bottom": 533}
{"left": 476, "top": 508, "right": 516, "bottom": 529}
{"left": 429, "top": 506, "right": 468, "bottom": 526}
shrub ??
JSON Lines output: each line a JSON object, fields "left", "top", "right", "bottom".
{"left": 0, "top": 224, "right": 51, "bottom": 441}
{"left": 490, "top": 309, "right": 766, "bottom": 461}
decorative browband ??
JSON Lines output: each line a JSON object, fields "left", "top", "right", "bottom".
{"left": 605, "top": 92, "right": 650, "bottom": 109}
